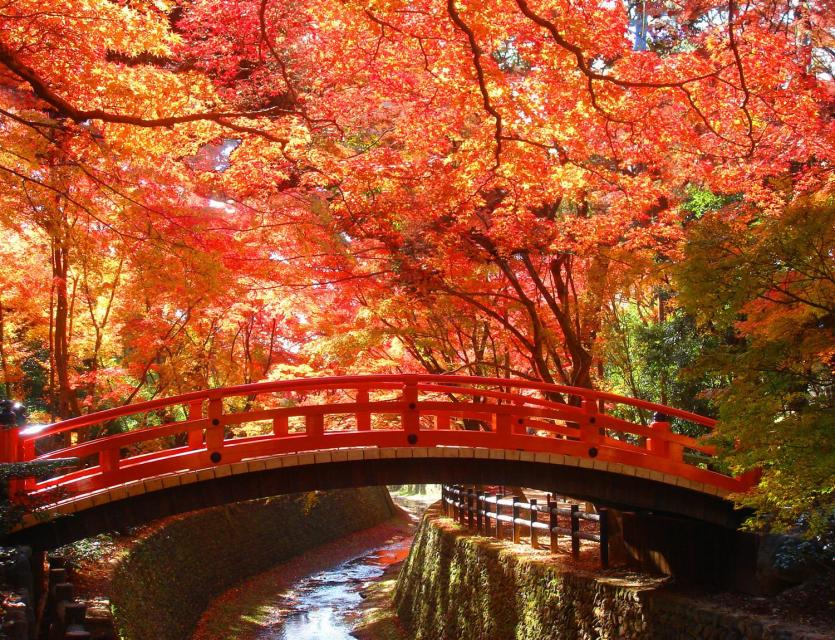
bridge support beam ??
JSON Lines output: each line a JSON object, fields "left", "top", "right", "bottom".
{"left": 7, "top": 452, "right": 749, "bottom": 561}
{"left": 606, "top": 509, "right": 763, "bottom": 593}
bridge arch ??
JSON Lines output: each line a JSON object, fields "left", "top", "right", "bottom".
{"left": 3, "top": 375, "right": 756, "bottom": 549}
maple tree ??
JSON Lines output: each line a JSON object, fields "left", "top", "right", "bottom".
{"left": 0, "top": 0, "right": 831, "bottom": 527}
{"left": 675, "top": 190, "right": 834, "bottom": 533}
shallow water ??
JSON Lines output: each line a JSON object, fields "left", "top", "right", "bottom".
{"left": 260, "top": 540, "right": 411, "bottom": 640}
{"left": 255, "top": 495, "right": 428, "bottom": 639}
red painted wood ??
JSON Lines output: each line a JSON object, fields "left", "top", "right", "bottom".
{"left": 7, "top": 375, "right": 757, "bottom": 503}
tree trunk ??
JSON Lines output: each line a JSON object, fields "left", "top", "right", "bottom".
{"left": 52, "top": 239, "right": 80, "bottom": 419}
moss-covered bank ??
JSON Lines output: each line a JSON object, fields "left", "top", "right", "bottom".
{"left": 394, "top": 505, "right": 830, "bottom": 640}
{"left": 111, "top": 486, "right": 395, "bottom": 640}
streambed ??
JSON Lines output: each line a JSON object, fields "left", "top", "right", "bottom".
{"left": 256, "top": 534, "right": 411, "bottom": 640}
{"left": 191, "top": 492, "right": 435, "bottom": 640}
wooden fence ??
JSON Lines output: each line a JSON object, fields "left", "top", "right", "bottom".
{"left": 40, "top": 556, "right": 90, "bottom": 640}
{"left": 442, "top": 485, "right": 610, "bottom": 568}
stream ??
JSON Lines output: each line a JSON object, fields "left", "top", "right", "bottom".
{"left": 259, "top": 534, "right": 412, "bottom": 640}
{"left": 240, "top": 494, "right": 433, "bottom": 640}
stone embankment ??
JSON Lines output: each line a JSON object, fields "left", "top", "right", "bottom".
{"left": 110, "top": 486, "right": 396, "bottom": 640}
{"left": 394, "top": 505, "right": 831, "bottom": 640}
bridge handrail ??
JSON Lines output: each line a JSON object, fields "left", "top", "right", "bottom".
{"left": 18, "top": 374, "right": 715, "bottom": 440}
{"left": 2, "top": 374, "right": 757, "bottom": 505}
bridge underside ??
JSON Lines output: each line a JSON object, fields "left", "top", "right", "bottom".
{"left": 9, "top": 447, "right": 746, "bottom": 551}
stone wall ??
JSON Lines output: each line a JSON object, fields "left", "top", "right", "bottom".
{"left": 0, "top": 546, "right": 34, "bottom": 640}
{"left": 394, "top": 505, "right": 829, "bottom": 640}
{"left": 111, "top": 486, "right": 395, "bottom": 640}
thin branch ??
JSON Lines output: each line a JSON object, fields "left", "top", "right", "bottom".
{"left": 446, "top": 0, "right": 503, "bottom": 169}
{"left": 0, "top": 44, "right": 289, "bottom": 143}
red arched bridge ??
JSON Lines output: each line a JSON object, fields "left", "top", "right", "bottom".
{"left": 3, "top": 375, "right": 757, "bottom": 548}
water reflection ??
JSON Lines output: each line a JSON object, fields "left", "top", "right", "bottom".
{"left": 259, "top": 535, "right": 412, "bottom": 639}
{"left": 251, "top": 493, "right": 433, "bottom": 639}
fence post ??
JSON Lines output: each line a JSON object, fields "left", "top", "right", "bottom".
{"left": 466, "top": 488, "right": 475, "bottom": 528}
{"left": 476, "top": 491, "right": 484, "bottom": 533}
{"left": 570, "top": 504, "right": 580, "bottom": 559}
{"left": 548, "top": 497, "right": 558, "bottom": 553}
{"left": 495, "top": 493, "right": 504, "bottom": 540}
{"left": 512, "top": 497, "right": 521, "bottom": 544}
{"left": 451, "top": 486, "right": 458, "bottom": 520}
{"left": 530, "top": 498, "right": 538, "bottom": 548}
{"left": 599, "top": 507, "right": 609, "bottom": 568}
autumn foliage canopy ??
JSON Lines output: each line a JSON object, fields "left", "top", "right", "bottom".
{"left": 0, "top": 0, "right": 832, "bottom": 528}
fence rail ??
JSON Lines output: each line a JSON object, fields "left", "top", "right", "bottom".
{"left": 442, "top": 484, "right": 610, "bottom": 568}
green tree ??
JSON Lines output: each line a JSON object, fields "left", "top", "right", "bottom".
{"left": 675, "top": 191, "right": 834, "bottom": 534}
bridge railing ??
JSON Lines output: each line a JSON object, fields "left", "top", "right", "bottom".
{"left": 1, "top": 375, "right": 755, "bottom": 501}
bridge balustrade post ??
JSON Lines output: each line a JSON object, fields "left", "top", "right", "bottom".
{"left": 598, "top": 507, "right": 609, "bottom": 569}
{"left": 2, "top": 427, "right": 21, "bottom": 497}
{"left": 306, "top": 414, "right": 324, "bottom": 439}
{"left": 548, "top": 498, "right": 558, "bottom": 554}
{"left": 512, "top": 397, "right": 525, "bottom": 435}
{"left": 530, "top": 499, "right": 538, "bottom": 548}
{"left": 0, "top": 423, "right": 19, "bottom": 463}
{"left": 512, "top": 497, "right": 521, "bottom": 544}
{"left": 466, "top": 488, "right": 475, "bottom": 528}
{"left": 476, "top": 491, "right": 484, "bottom": 533}
{"left": 436, "top": 413, "right": 450, "bottom": 430}
{"left": 581, "top": 399, "right": 603, "bottom": 449}
{"left": 570, "top": 504, "right": 580, "bottom": 559}
{"left": 273, "top": 414, "right": 289, "bottom": 438}
{"left": 22, "top": 440, "right": 35, "bottom": 490}
{"left": 356, "top": 388, "right": 371, "bottom": 431}
{"left": 99, "top": 448, "right": 120, "bottom": 476}
{"left": 648, "top": 412, "right": 671, "bottom": 459}
{"left": 402, "top": 382, "right": 419, "bottom": 444}
{"left": 492, "top": 412, "right": 511, "bottom": 445}
{"left": 495, "top": 493, "right": 504, "bottom": 540}
{"left": 188, "top": 401, "right": 204, "bottom": 448}
{"left": 206, "top": 398, "right": 225, "bottom": 461}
